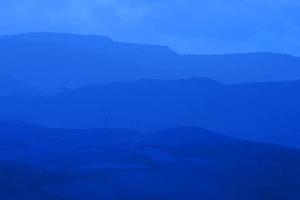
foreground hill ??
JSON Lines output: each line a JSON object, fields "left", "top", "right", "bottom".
{"left": 0, "top": 121, "right": 299, "bottom": 200}
{"left": 1, "top": 33, "right": 300, "bottom": 91}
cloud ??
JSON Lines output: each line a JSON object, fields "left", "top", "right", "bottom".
{"left": 0, "top": 0, "right": 300, "bottom": 54}
{"left": 0, "top": 0, "right": 155, "bottom": 33}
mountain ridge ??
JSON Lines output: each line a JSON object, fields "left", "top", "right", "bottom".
{"left": 1, "top": 32, "right": 300, "bottom": 92}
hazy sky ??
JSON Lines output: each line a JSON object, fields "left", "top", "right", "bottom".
{"left": 1, "top": 0, "right": 300, "bottom": 54}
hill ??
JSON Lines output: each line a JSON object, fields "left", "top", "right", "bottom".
{"left": 0, "top": 122, "right": 299, "bottom": 199}
{"left": 0, "top": 78, "right": 299, "bottom": 147}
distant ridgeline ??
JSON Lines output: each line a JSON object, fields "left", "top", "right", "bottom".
{"left": 0, "top": 33, "right": 300, "bottom": 92}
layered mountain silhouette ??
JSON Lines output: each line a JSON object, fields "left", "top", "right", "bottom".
{"left": 0, "top": 78, "right": 299, "bottom": 147}
{"left": 0, "top": 121, "right": 299, "bottom": 200}
{"left": 1, "top": 32, "right": 300, "bottom": 199}
{"left": 1, "top": 33, "right": 300, "bottom": 92}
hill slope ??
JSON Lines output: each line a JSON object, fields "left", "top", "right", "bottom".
{"left": 0, "top": 73, "right": 39, "bottom": 96}
{"left": 0, "top": 122, "right": 300, "bottom": 200}
{"left": 0, "top": 78, "right": 299, "bottom": 146}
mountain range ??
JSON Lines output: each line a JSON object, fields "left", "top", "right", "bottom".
{"left": 1, "top": 33, "right": 300, "bottom": 92}
{"left": 1, "top": 32, "right": 300, "bottom": 199}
